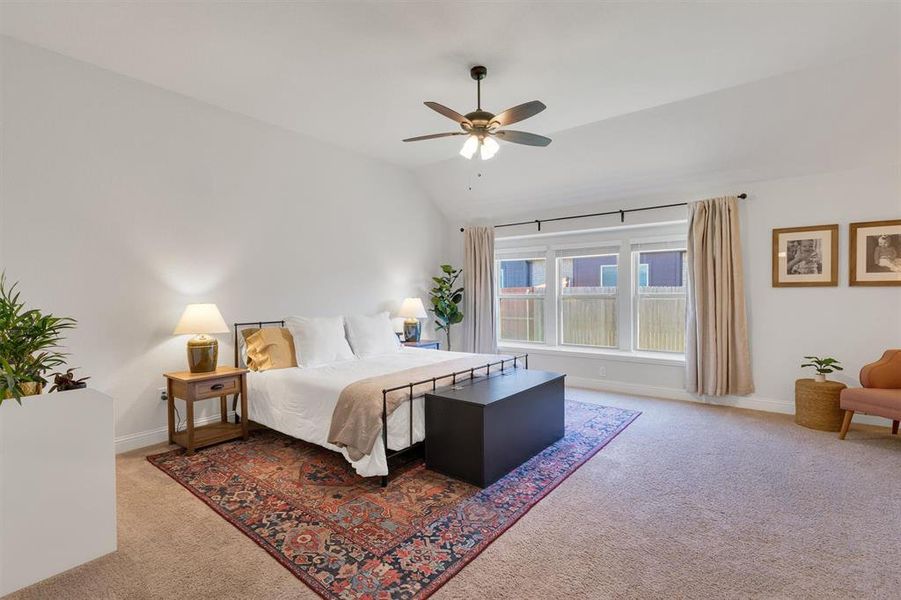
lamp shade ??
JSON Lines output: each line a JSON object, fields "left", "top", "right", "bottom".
{"left": 173, "top": 303, "right": 229, "bottom": 335}
{"left": 398, "top": 297, "right": 428, "bottom": 319}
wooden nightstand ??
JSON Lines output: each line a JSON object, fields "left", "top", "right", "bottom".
{"left": 164, "top": 367, "right": 248, "bottom": 454}
{"left": 404, "top": 339, "right": 440, "bottom": 350}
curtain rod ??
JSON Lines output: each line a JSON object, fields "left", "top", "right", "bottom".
{"left": 460, "top": 193, "right": 748, "bottom": 232}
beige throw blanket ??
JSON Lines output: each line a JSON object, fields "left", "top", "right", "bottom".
{"left": 328, "top": 353, "right": 515, "bottom": 460}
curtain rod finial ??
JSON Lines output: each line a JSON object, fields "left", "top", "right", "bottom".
{"left": 460, "top": 227, "right": 465, "bottom": 232}
{"left": 738, "top": 193, "right": 748, "bottom": 199}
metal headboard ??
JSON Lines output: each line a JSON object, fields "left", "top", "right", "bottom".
{"left": 231, "top": 320, "right": 285, "bottom": 417}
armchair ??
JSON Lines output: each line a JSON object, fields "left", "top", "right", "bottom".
{"left": 839, "top": 349, "right": 901, "bottom": 439}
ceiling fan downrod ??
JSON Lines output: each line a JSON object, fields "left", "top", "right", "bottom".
{"left": 470, "top": 65, "right": 487, "bottom": 110}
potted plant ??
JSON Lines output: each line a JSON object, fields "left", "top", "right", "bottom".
{"left": 801, "top": 356, "right": 843, "bottom": 383}
{"left": 429, "top": 264, "right": 463, "bottom": 351}
{"left": 49, "top": 368, "right": 90, "bottom": 392}
{"left": 0, "top": 273, "right": 77, "bottom": 405}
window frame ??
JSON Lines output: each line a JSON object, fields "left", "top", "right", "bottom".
{"left": 495, "top": 256, "right": 548, "bottom": 345}
{"left": 630, "top": 247, "right": 688, "bottom": 354}
{"left": 494, "top": 228, "right": 688, "bottom": 359}
{"left": 557, "top": 252, "right": 620, "bottom": 349}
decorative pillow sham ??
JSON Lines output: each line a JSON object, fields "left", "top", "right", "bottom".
{"left": 241, "top": 327, "right": 297, "bottom": 372}
{"left": 344, "top": 312, "right": 401, "bottom": 358}
{"left": 285, "top": 316, "right": 355, "bottom": 367}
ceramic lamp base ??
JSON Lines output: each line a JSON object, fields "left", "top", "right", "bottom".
{"left": 187, "top": 335, "right": 218, "bottom": 373}
{"left": 403, "top": 320, "right": 421, "bottom": 342}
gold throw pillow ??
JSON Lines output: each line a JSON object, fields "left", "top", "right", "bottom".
{"left": 242, "top": 327, "right": 297, "bottom": 371}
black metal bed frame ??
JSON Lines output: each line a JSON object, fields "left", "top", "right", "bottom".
{"left": 376, "top": 352, "right": 528, "bottom": 487}
{"left": 232, "top": 320, "right": 528, "bottom": 487}
{"left": 231, "top": 320, "right": 286, "bottom": 415}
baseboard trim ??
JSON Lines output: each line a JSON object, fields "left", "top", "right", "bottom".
{"left": 565, "top": 377, "right": 891, "bottom": 428}
{"left": 116, "top": 378, "right": 893, "bottom": 453}
{"left": 115, "top": 412, "right": 236, "bottom": 454}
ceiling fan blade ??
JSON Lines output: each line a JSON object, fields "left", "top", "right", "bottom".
{"left": 494, "top": 130, "right": 552, "bottom": 147}
{"left": 424, "top": 102, "right": 472, "bottom": 126}
{"left": 402, "top": 132, "right": 467, "bottom": 142}
{"left": 490, "top": 101, "right": 546, "bottom": 127}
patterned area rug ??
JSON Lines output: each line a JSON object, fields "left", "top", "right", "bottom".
{"left": 148, "top": 400, "right": 639, "bottom": 599}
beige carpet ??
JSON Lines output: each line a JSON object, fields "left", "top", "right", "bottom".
{"left": 6, "top": 389, "right": 900, "bottom": 600}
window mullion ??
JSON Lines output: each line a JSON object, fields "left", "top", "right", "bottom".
{"left": 546, "top": 248, "right": 557, "bottom": 347}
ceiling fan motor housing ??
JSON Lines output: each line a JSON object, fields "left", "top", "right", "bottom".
{"left": 462, "top": 110, "right": 496, "bottom": 132}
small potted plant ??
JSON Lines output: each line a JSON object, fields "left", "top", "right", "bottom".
{"left": 48, "top": 368, "right": 90, "bottom": 392}
{"left": 0, "top": 273, "right": 77, "bottom": 405}
{"left": 801, "top": 356, "right": 843, "bottom": 383}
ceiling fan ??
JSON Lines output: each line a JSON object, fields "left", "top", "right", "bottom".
{"left": 403, "top": 65, "right": 551, "bottom": 160}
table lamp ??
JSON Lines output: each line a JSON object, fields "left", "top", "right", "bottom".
{"left": 173, "top": 303, "right": 229, "bottom": 373}
{"left": 398, "top": 297, "right": 428, "bottom": 342}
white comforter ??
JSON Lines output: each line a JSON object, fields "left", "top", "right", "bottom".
{"left": 240, "top": 347, "right": 475, "bottom": 477}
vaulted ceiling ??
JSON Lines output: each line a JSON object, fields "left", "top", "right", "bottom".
{"left": 2, "top": 2, "right": 898, "bottom": 220}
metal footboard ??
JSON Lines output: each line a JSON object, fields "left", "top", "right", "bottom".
{"left": 379, "top": 353, "right": 528, "bottom": 487}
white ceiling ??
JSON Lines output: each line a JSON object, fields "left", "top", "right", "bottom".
{"left": 2, "top": 2, "right": 898, "bottom": 224}
{"left": 415, "top": 50, "right": 900, "bottom": 222}
{"left": 1, "top": 1, "right": 897, "bottom": 173}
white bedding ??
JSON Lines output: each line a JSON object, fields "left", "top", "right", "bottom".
{"left": 240, "top": 347, "right": 477, "bottom": 477}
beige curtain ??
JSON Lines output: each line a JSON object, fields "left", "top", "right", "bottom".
{"left": 685, "top": 196, "right": 754, "bottom": 396}
{"left": 463, "top": 226, "right": 497, "bottom": 354}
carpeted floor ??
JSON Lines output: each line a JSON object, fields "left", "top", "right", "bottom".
{"left": 6, "top": 389, "right": 901, "bottom": 600}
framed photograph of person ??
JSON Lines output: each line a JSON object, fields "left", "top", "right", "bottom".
{"left": 772, "top": 224, "right": 838, "bottom": 287}
{"left": 849, "top": 219, "right": 901, "bottom": 286}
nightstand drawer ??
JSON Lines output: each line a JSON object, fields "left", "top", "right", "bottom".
{"left": 191, "top": 376, "right": 239, "bottom": 399}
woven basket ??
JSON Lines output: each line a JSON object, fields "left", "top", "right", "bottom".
{"left": 795, "top": 378, "right": 847, "bottom": 431}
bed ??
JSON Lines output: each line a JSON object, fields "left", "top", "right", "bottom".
{"left": 233, "top": 320, "right": 526, "bottom": 484}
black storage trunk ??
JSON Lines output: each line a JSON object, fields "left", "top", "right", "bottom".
{"left": 424, "top": 369, "right": 565, "bottom": 487}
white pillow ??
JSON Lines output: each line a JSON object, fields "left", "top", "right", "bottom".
{"left": 344, "top": 312, "right": 401, "bottom": 358}
{"left": 285, "top": 316, "right": 355, "bottom": 367}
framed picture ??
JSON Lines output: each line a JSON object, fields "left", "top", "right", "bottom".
{"left": 772, "top": 224, "right": 838, "bottom": 287}
{"left": 849, "top": 219, "right": 901, "bottom": 286}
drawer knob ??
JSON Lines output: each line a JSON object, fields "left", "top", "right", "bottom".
{"left": 210, "top": 383, "right": 225, "bottom": 391}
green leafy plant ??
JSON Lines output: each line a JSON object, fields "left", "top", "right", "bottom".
{"left": 801, "top": 356, "right": 843, "bottom": 376}
{"left": 429, "top": 265, "right": 463, "bottom": 351}
{"left": 0, "top": 273, "right": 77, "bottom": 405}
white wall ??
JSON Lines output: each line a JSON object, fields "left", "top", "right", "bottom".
{"left": 0, "top": 38, "right": 451, "bottom": 450}
{"left": 480, "top": 163, "right": 901, "bottom": 418}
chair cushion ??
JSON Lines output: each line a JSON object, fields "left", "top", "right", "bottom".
{"left": 840, "top": 387, "right": 901, "bottom": 419}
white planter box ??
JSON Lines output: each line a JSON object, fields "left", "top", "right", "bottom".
{"left": 0, "top": 388, "right": 117, "bottom": 595}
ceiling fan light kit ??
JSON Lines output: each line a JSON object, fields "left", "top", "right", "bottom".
{"left": 403, "top": 65, "right": 551, "bottom": 160}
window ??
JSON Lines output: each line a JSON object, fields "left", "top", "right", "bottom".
{"left": 495, "top": 229, "right": 687, "bottom": 357}
{"left": 634, "top": 249, "right": 687, "bottom": 353}
{"left": 497, "top": 258, "right": 545, "bottom": 343}
{"left": 600, "top": 264, "right": 618, "bottom": 287}
{"left": 638, "top": 263, "right": 649, "bottom": 287}
{"left": 558, "top": 254, "right": 617, "bottom": 348}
